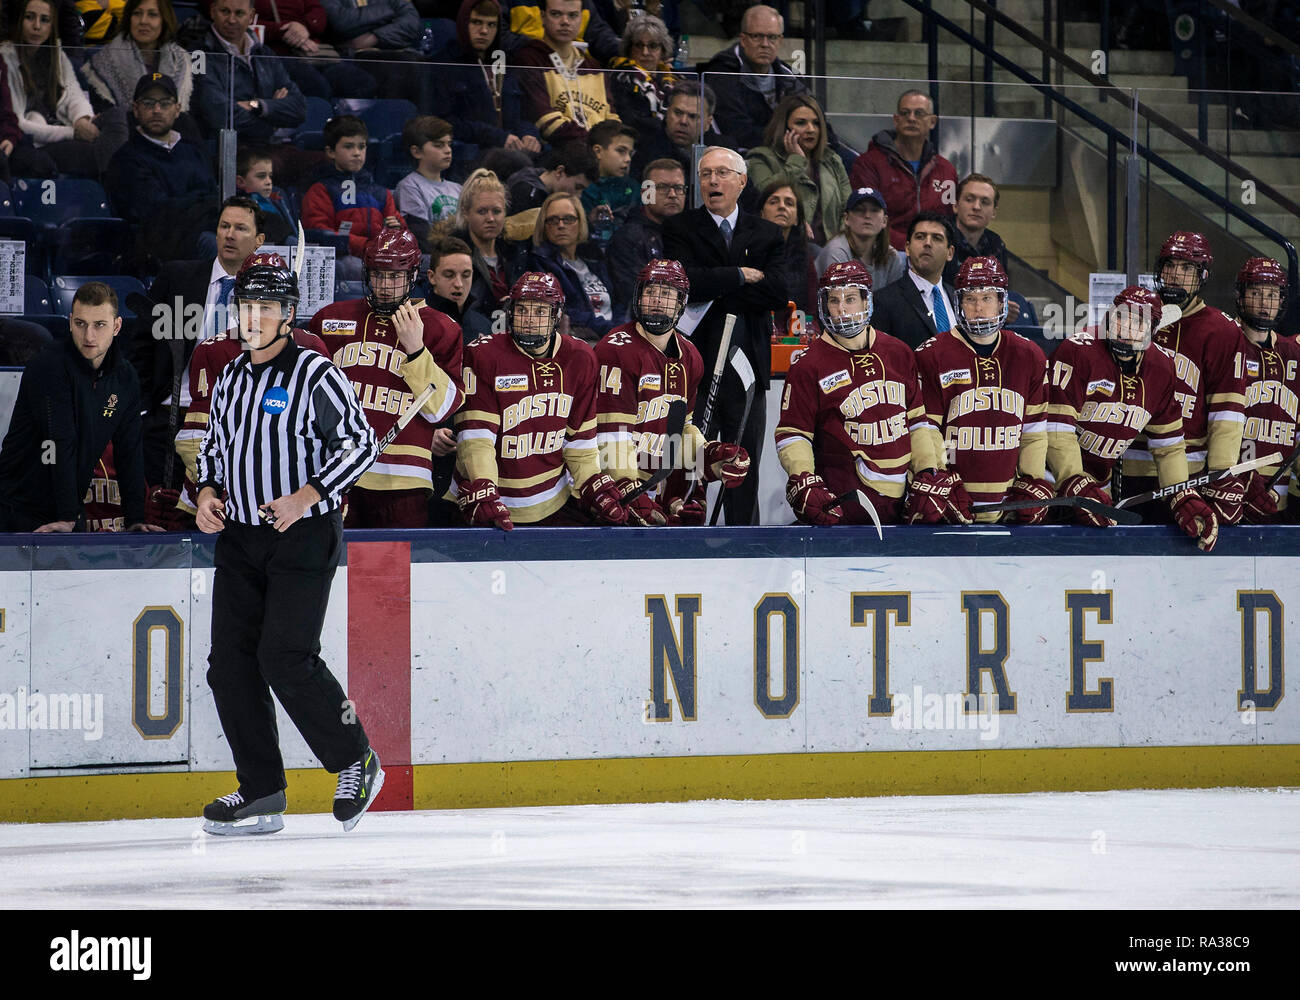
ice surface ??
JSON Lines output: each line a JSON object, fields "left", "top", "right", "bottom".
{"left": 2, "top": 788, "right": 1297, "bottom": 908}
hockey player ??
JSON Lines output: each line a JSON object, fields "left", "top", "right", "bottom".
{"left": 1046, "top": 285, "right": 1219, "bottom": 550}
{"left": 175, "top": 257, "right": 331, "bottom": 523}
{"left": 775, "top": 260, "right": 942, "bottom": 525}
{"left": 452, "top": 272, "right": 629, "bottom": 528}
{"left": 912, "top": 256, "right": 1052, "bottom": 524}
{"left": 308, "top": 229, "right": 464, "bottom": 528}
{"left": 1120, "top": 232, "right": 1249, "bottom": 524}
{"left": 1233, "top": 257, "right": 1300, "bottom": 522}
{"left": 594, "top": 259, "right": 750, "bottom": 527}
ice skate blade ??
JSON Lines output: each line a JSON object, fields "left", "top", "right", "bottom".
{"left": 341, "top": 767, "right": 385, "bottom": 832}
{"left": 203, "top": 813, "right": 285, "bottom": 836}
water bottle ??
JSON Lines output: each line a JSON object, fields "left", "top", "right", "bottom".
{"left": 673, "top": 34, "right": 690, "bottom": 72}
{"left": 419, "top": 20, "right": 436, "bottom": 58}
{"left": 589, "top": 204, "right": 614, "bottom": 251}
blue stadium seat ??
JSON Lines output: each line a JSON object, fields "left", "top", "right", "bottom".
{"left": 0, "top": 180, "right": 12, "bottom": 216}
{"left": 294, "top": 96, "right": 334, "bottom": 151}
{"left": 307, "top": 229, "right": 351, "bottom": 257}
{"left": 172, "top": 2, "right": 201, "bottom": 21}
{"left": 11, "top": 178, "right": 115, "bottom": 230}
{"left": 332, "top": 99, "right": 419, "bottom": 144}
{"left": 23, "top": 275, "right": 52, "bottom": 315}
{"left": 49, "top": 218, "right": 133, "bottom": 275}
{"left": 52, "top": 275, "right": 148, "bottom": 317}
{"left": 335, "top": 280, "right": 365, "bottom": 301}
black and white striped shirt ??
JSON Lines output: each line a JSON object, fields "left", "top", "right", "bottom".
{"left": 196, "top": 338, "right": 378, "bottom": 525}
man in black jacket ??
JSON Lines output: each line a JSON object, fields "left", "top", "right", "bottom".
{"left": 872, "top": 212, "right": 958, "bottom": 350}
{"left": 662, "top": 146, "right": 787, "bottom": 524}
{"left": 0, "top": 283, "right": 163, "bottom": 533}
{"left": 607, "top": 158, "right": 686, "bottom": 319}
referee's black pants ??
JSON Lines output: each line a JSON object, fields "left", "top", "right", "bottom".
{"left": 207, "top": 511, "right": 369, "bottom": 799}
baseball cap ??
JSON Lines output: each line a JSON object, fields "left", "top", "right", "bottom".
{"left": 846, "top": 187, "right": 887, "bottom": 212}
{"left": 133, "top": 73, "right": 178, "bottom": 102}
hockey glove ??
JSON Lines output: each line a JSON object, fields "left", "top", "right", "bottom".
{"left": 1057, "top": 473, "right": 1116, "bottom": 528}
{"left": 905, "top": 469, "right": 972, "bottom": 525}
{"left": 1008, "top": 475, "right": 1055, "bottom": 525}
{"left": 702, "top": 442, "right": 750, "bottom": 488}
{"left": 578, "top": 473, "right": 629, "bottom": 526}
{"left": 1171, "top": 488, "right": 1218, "bottom": 552}
{"left": 786, "top": 471, "right": 842, "bottom": 526}
{"left": 457, "top": 478, "right": 514, "bottom": 531}
{"left": 617, "top": 477, "right": 667, "bottom": 526}
{"left": 1243, "top": 471, "right": 1280, "bottom": 523}
{"left": 665, "top": 496, "right": 706, "bottom": 526}
{"left": 1200, "top": 474, "right": 1247, "bottom": 525}
{"left": 145, "top": 486, "right": 189, "bottom": 531}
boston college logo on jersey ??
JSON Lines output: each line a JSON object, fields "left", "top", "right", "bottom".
{"left": 102, "top": 393, "right": 119, "bottom": 418}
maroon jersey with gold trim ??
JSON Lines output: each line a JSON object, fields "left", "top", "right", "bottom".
{"left": 1046, "top": 336, "right": 1186, "bottom": 489}
{"left": 309, "top": 297, "right": 464, "bottom": 491}
{"left": 775, "top": 330, "right": 939, "bottom": 504}
{"left": 1238, "top": 327, "right": 1300, "bottom": 506}
{"left": 594, "top": 323, "right": 704, "bottom": 485}
{"left": 83, "top": 441, "right": 123, "bottom": 532}
{"left": 453, "top": 332, "right": 601, "bottom": 524}
{"left": 914, "top": 329, "right": 1049, "bottom": 508}
{"left": 1124, "top": 303, "right": 1246, "bottom": 475}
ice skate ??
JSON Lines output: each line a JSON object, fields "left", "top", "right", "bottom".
{"left": 202, "top": 790, "right": 286, "bottom": 836}
{"left": 333, "top": 748, "right": 384, "bottom": 832}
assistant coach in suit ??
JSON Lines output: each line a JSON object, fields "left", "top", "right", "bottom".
{"left": 662, "top": 146, "right": 788, "bottom": 524}
{"left": 871, "top": 211, "right": 958, "bottom": 350}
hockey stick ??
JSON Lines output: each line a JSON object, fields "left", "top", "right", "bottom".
{"left": 620, "top": 399, "right": 688, "bottom": 506}
{"left": 788, "top": 488, "right": 884, "bottom": 538}
{"left": 1263, "top": 439, "right": 1300, "bottom": 492}
{"left": 708, "top": 347, "right": 756, "bottom": 526}
{"left": 972, "top": 495, "right": 1141, "bottom": 525}
{"left": 685, "top": 313, "right": 737, "bottom": 503}
{"left": 1114, "top": 451, "right": 1282, "bottom": 509}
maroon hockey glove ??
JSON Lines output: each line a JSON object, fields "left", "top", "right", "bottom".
{"left": 145, "top": 486, "right": 190, "bottom": 531}
{"left": 578, "top": 473, "right": 629, "bottom": 526}
{"left": 1008, "top": 475, "right": 1054, "bottom": 525}
{"left": 786, "top": 471, "right": 842, "bottom": 526}
{"left": 702, "top": 442, "right": 750, "bottom": 487}
{"left": 457, "top": 478, "right": 514, "bottom": 531}
{"left": 905, "top": 469, "right": 971, "bottom": 525}
{"left": 617, "top": 478, "right": 667, "bottom": 526}
{"left": 1243, "top": 471, "right": 1280, "bottom": 523}
{"left": 666, "top": 496, "right": 706, "bottom": 526}
{"left": 1171, "top": 488, "right": 1218, "bottom": 552}
{"left": 1200, "top": 473, "right": 1246, "bottom": 526}
{"left": 1057, "top": 473, "right": 1116, "bottom": 528}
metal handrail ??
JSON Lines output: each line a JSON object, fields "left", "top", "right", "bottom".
{"left": 1203, "top": 0, "right": 1300, "bottom": 58}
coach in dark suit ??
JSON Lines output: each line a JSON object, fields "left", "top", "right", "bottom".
{"left": 663, "top": 146, "right": 788, "bottom": 525}
{"left": 871, "top": 211, "right": 958, "bottom": 351}
{"left": 131, "top": 196, "right": 267, "bottom": 488}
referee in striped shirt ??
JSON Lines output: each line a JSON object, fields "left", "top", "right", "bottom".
{"left": 195, "top": 253, "right": 385, "bottom": 835}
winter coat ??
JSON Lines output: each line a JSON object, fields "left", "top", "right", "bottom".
{"left": 745, "top": 143, "right": 851, "bottom": 244}
{"left": 0, "top": 41, "right": 94, "bottom": 146}
{"left": 848, "top": 129, "right": 958, "bottom": 251}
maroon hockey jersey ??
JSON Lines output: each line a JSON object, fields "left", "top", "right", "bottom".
{"left": 1238, "top": 325, "right": 1300, "bottom": 508}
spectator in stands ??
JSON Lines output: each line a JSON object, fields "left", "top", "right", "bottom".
{"left": 504, "top": 0, "right": 620, "bottom": 64}
{"left": 525, "top": 191, "right": 614, "bottom": 341}
{"left": 85, "top": 0, "right": 193, "bottom": 111}
{"left": 945, "top": 172, "right": 1018, "bottom": 322}
{"left": 630, "top": 79, "right": 732, "bottom": 180}
{"left": 0, "top": 61, "right": 21, "bottom": 182}
{"left": 580, "top": 118, "right": 640, "bottom": 223}
{"left": 506, "top": 140, "right": 598, "bottom": 212}
{"left": 0, "top": 282, "right": 163, "bottom": 533}
{"left": 451, "top": 167, "right": 522, "bottom": 314}
{"left": 77, "top": 0, "right": 125, "bottom": 42}
{"left": 514, "top": 0, "right": 620, "bottom": 144}
{"left": 320, "top": 0, "right": 419, "bottom": 54}
{"left": 194, "top": 0, "right": 306, "bottom": 144}
{"left": 700, "top": 4, "right": 817, "bottom": 152}
{"left": 301, "top": 114, "right": 403, "bottom": 281}
{"left": 0, "top": 0, "right": 82, "bottom": 52}
{"left": 608, "top": 13, "right": 675, "bottom": 142}
{"left": 426, "top": 235, "right": 493, "bottom": 342}
{"left": 849, "top": 90, "right": 957, "bottom": 251}
{"left": 437, "top": 0, "right": 540, "bottom": 156}
{"left": 591, "top": 0, "right": 667, "bottom": 39}
{"left": 105, "top": 73, "right": 217, "bottom": 267}
{"left": 253, "top": 0, "right": 377, "bottom": 100}
{"left": 235, "top": 145, "right": 296, "bottom": 244}
{"left": 745, "top": 93, "right": 849, "bottom": 246}
{"left": 815, "top": 186, "right": 907, "bottom": 292}
{"left": 1, "top": 0, "right": 103, "bottom": 178}
{"left": 871, "top": 211, "right": 958, "bottom": 350}
{"left": 133, "top": 195, "right": 266, "bottom": 487}
{"left": 758, "top": 179, "right": 814, "bottom": 315}
{"left": 606, "top": 157, "right": 686, "bottom": 318}
{"left": 397, "top": 115, "right": 464, "bottom": 251}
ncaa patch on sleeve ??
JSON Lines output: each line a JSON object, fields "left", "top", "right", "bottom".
{"left": 261, "top": 387, "right": 290, "bottom": 415}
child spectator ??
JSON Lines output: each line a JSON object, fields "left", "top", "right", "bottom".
{"left": 301, "top": 114, "right": 403, "bottom": 281}
{"left": 235, "top": 145, "right": 296, "bottom": 245}
{"left": 580, "top": 118, "right": 639, "bottom": 223}
{"left": 505, "top": 140, "right": 597, "bottom": 213}
{"left": 396, "top": 116, "right": 463, "bottom": 251}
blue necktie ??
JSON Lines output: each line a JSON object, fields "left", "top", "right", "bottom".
{"left": 932, "top": 287, "right": 951, "bottom": 333}
{"left": 212, "top": 276, "right": 236, "bottom": 338}
{"left": 719, "top": 218, "right": 733, "bottom": 249}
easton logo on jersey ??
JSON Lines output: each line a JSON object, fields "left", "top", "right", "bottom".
{"left": 1087, "top": 379, "right": 1116, "bottom": 396}
{"left": 939, "top": 368, "right": 972, "bottom": 388}
{"left": 320, "top": 319, "right": 358, "bottom": 336}
{"left": 496, "top": 374, "right": 530, "bottom": 392}
{"left": 820, "top": 369, "right": 851, "bottom": 393}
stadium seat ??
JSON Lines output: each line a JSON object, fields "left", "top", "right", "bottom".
{"left": 11, "top": 178, "right": 115, "bottom": 231}
{"left": 52, "top": 275, "right": 148, "bottom": 317}
{"left": 333, "top": 99, "right": 418, "bottom": 144}
{"left": 172, "top": 2, "right": 201, "bottom": 21}
{"left": 49, "top": 218, "right": 133, "bottom": 275}
{"left": 335, "top": 280, "right": 365, "bottom": 301}
{"left": 307, "top": 229, "right": 351, "bottom": 257}
{"left": 294, "top": 96, "right": 334, "bottom": 151}
{"left": 0, "top": 180, "right": 12, "bottom": 216}
{"left": 23, "top": 275, "right": 52, "bottom": 315}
